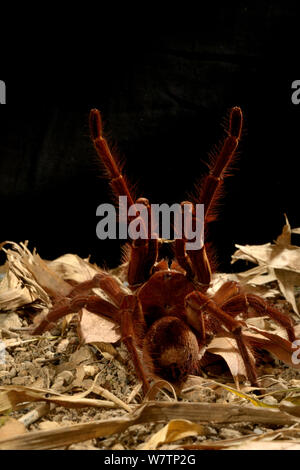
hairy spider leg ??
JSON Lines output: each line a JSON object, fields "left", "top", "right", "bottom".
{"left": 119, "top": 294, "right": 150, "bottom": 392}
{"left": 31, "top": 294, "right": 120, "bottom": 335}
{"left": 221, "top": 293, "right": 296, "bottom": 342}
{"left": 198, "top": 106, "right": 243, "bottom": 223}
{"left": 127, "top": 198, "right": 159, "bottom": 286}
{"left": 90, "top": 110, "right": 158, "bottom": 286}
{"left": 32, "top": 270, "right": 152, "bottom": 391}
{"left": 174, "top": 202, "right": 212, "bottom": 288}
{"left": 89, "top": 109, "right": 135, "bottom": 206}
{"left": 68, "top": 272, "right": 126, "bottom": 305}
{"left": 175, "top": 108, "right": 242, "bottom": 287}
{"left": 185, "top": 290, "right": 259, "bottom": 387}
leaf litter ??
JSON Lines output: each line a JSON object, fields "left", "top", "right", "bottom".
{"left": 1, "top": 218, "right": 300, "bottom": 450}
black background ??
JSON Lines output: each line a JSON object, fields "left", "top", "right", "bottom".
{"left": 0, "top": 4, "right": 299, "bottom": 272}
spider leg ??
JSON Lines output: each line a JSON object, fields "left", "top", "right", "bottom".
{"left": 90, "top": 109, "right": 135, "bottom": 205}
{"left": 221, "top": 293, "right": 296, "bottom": 342}
{"left": 119, "top": 295, "right": 150, "bottom": 393}
{"left": 31, "top": 294, "right": 120, "bottom": 335}
{"left": 90, "top": 110, "right": 158, "bottom": 285}
{"left": 185, "top": 291, "right": 259, "bottom": 386}
{"left": 32, "top": 271, "right": 129, "bottom": 335}
{"left": 174, "top": 201, "right": 212, "bottom": 288}
{"left": 127, "top": 198, "right": 158, "bottom": 286}
{"left": 197, "top": 107, "right": 243, "bottom": 223}
{"left": 174, "top": 238, "right": 195, "bottom": 280}
{"left": 175, "top": 109, "right": 242, "bottom": 286}
{"left": 68, "top": 271, "right": 126, "bottom": 305}
{"left": 211, "top": 280, "right": 241, "bottom": 305}
{"left": 32, "top": 269, "right": 151, "bottom": 391}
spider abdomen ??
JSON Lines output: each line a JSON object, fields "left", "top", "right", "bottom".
{"left": 142, "top": 316, "right": 199, "bottom": 384}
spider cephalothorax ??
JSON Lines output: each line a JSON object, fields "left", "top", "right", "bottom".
{"left": 32, "top": 107, "right": 297, "bottom": 392}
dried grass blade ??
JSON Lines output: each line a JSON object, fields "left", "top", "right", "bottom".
{"left": 0, "top": 385, "right": 119, "bottom": 412}
{"left": 0, "top": 401, "right": 299, "bottom": 449}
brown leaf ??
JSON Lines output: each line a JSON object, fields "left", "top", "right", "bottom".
{"left": 0, "top": 401, "right": 299, "bottom": 450}
{"left": 206, "top": 335, "right": 251, "bottom": 380}
{"left": 231, "top": 216, "right": 300, "bottom": 315}
{"left": 47, "top": 253, "right": 99, "bottom": 284}
{"left": 0, "top": 385, "right": 122, "bottom": 412}
{"left": 24, "top": 251, "right": 71, "bottom": 298}
{"left": 227, "top": 440, "right": 300, "bottom": 450}
{"left": 78, "top": 308, "right": 121, "bottom": 344}
{"left": 138, "top": 419, "right": 204, "bottom": 450}
{"left": 0, "top": 417, "right": 27, "bottom": 440}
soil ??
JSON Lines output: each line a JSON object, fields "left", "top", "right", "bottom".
{"left": 1, "top": 295, "right": 300, "bottom": 450}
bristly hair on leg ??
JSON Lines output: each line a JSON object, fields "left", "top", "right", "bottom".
{"left": 89, "top": 109, "right": 138, "bottom": 208}
{"left": 188, "top": 107, "right": 243, "bottom": 226}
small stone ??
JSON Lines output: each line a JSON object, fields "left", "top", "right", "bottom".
{"left": 254, "top": 427, "right": 263, "bottom": 435}
{"left": 39, "top": 421, "right": 61, "bottom": 431}
{"left": 19, "top": 361, "right": 34, "bottom": 371}
{"left": 0, "top": 312, "right": 22, "bottom": 330}
{"left": 11, "top": 375, "right": 33, "bottom": 385}
{"left": 9, "top": 367, "right": 16, "bottom": 378}
{"left": 219, "top": 428, "right": 241, "bottom": 439}
{"left": 49, "top": 328, "right": 62, "bottom": 336}
{"left": 55, "top": 370, "right": 74, "bottom": 385}
{"left": 111, "top": 444, "right": 125, "bottom": 450}
{"left": 261, "top": 395, "right": 278, "bottom": 405}
{"left": 83, "top": 365, "right": 99, "bottom": 378}
{"left": 45, "top": 351, "right": 55, "bottom": 359}
{"left": 206, "top": 426, "right": 218, "bottom": 436}
{"left": 56, "top": 338, "right": 69, "bottom": 353}
{"left": 51, "top": 370, "right": 74, "bottom": 391}
{"left": 0, "top": 370, "right": 10, "bottom": 378}
{"left": 18, "top": 369, "right": 30, "bottom": 377}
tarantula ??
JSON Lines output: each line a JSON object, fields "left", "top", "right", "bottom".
{"left": 32, "top": 107, "right": 296, "bottom": 392}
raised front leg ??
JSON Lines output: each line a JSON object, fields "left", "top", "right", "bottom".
{"left": 197, "top": 107, "right": 243, "bottom": 223}
{"left": 89, "top": 109, "right": 136, "bottom": 205}
{"left": 90, "top": 112, "right": 158, "bottom": 286}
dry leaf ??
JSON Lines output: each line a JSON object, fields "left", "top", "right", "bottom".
{"left": 0, "top": 242, "right": 57, "bottom": 313}
{"left": 0, "top": 312, "right": 22, "bottom": 330}
{"left": 47, "top": 253, "right": 99, "bottom": 283}
{"left": 38, "top": 421, "right": 61, "bottom": 431}
{"left": 143, "top": 380, "right": 177, "bottom": 402}
{"left": 138, "top": 419, "right": 204, "bottom": 450}
{"left": 0, "top": 401, "right": 299, "bottom": 450}
{"left": 209, "top": 269, "right": 279, "bottom": 299}
{"left": 0, "top": 385, "right": 121, "bottom": 412}
{"left": 227, "top": 440, "right": 300, "bottom": 450}
{"left": 0, "top": 417, "right": 27, "bottom": 440}
{"left": 206, "top": 335, "right": 251, "bottom": 381}
{"left": 24, "top": 251, "right": 71, "bottom": 298}
{"left": 274, "top": 268, "right": 300, "bottom": 315}
{"left": 232, "top": 216, "right": 300, "bottom": 315}
{"left": 78, "top": 308, "right": 121, "bottom": 344}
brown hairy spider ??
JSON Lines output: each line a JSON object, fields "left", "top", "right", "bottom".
{"left": 32, "top": 107, "right": 296, "bottom": 392}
